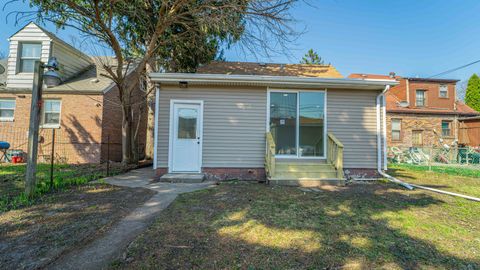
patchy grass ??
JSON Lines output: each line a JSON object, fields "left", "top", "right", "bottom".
{"left": 0, "top": 183, "right": 155, "bottom": 269}
{"left": 389, "top": 164, "right": 480, "bottom": 198}
{"left": 0, "top": 163, "right": 131, "bottom": 212}
{"left": 390, "top": 163, "right": 480, "bottom": 178}
{"left": 114, "top": 182, "right": 480, "bottom": 269}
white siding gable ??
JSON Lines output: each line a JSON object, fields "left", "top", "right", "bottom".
{"left": 6, "top": 22, "right": 93, "bottom": 90}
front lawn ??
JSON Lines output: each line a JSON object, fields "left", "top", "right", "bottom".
{"left": 388, "top": 164, "right": 480, "bottom": 198}
{"left": 0, "top": 183, "right": 155, "bottom": 269}
{"left": 115, "top": 181, "right": 480, "bottom": 269}
{"left": 0, "top": 163, "right": 130, "bottom": 211}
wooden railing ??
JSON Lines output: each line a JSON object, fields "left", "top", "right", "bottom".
{"left": 327, "top": 132, "right": 344, "bottom": 179}
{"left": 265, "top": 132, "right": 276, "bottom": 179}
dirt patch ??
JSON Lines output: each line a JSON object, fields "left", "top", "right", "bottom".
{"left": 0, "top": 183, "right": 155, "bottom": 270}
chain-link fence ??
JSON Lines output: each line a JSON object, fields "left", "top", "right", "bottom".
{"left": 388, "top": 145, "right": 480, "bottom": 168}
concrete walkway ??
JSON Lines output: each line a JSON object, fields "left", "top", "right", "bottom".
{"left": 48, "top": 167, "right": 214, "bottom": 270}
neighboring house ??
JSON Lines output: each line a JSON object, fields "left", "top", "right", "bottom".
{"left": 459, "top": 116, "right": 480, "bottom": 147}
{"left": 150, "top": 61, "right": 396, "bottom": 184}
{"left": 348, "top": 73, "right": 480, "bottom": 148}
{"left": 0, "top": 22, "right": 146, "bottom": 163}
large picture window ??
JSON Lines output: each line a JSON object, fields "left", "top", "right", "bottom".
{"left": 19, "top": 43, "right": 42, "bottom": 73}
{"left": 269, "top": 91, "right": 325, "bottom": 158}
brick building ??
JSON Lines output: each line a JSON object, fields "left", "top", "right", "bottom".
{"left": 348, "top": 73, "right": 480, "bottom": 148}
{"left": 0, "top": 22, "right": 146, "bottom": 163}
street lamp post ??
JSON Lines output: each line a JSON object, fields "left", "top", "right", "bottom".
{"left": 25, "top": 58, "right": 60, "bottom": 197}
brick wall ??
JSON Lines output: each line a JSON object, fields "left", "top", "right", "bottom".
{"left": 100, "top": 84, "right": 148, "bottom": 162}
{"left": 389, "top": 79, "right": 456, "bottom": 110}
{"left": 386, "top": 113, "right": 457, "bottom": 148}
{"left": 0, "top": 92, "right": 105, "bottom": 163}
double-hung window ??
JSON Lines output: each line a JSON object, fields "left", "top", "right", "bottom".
{"left": 442, "top": 120, "right": 452, "bottom": 137}
{"left": 391, "top": 119, "right": 401, "bottom": 141}
{"left": 439, "top": 85, "right": 448, "bottom": 98}
{"left": 0, "top": 99, "right": 15, "bottom": 121}
{"left": 19, "top": 43, "right": 42, "bottom": 73}
{"left": 42, "top": 99, "right": 62, "bottom": 128}
{"left": 416, "top": 90, "right": 427, "bottom": 107}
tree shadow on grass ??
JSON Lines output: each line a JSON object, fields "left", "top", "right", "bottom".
{"left": 119, "top": 183, "right": 480, "bottom": 269}
{"left": 0, "top": 184, "right": 155, "bottom": 270}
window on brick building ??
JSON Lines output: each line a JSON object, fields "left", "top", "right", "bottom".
{"left": 442, "top": 120, "right": 452, "bottom": 137}
{"left": 439, "top": 85, "right": 448, "bottom": 98}
{"left": 391, "top": 119, "right": 401, "bottom": 141}
{"left": 41, "top": 99, "right": 61, "bottom": 128}
{"left": 0, "top": 99, "right": 15, "bottom": 121}
{"left": 412, "top": 130, "right": 423, "bottom": 146}
{"left": 416, "top": 90, "right": 427, "bottom": 107}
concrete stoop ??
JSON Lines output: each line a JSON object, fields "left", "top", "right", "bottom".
{"left": 159, "top": 173, "right": 205, "bottom": 183}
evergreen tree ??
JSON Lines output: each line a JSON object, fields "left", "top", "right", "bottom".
{"left": 300, "top": 49, "right": 325, "bottom": 65}
{"left": 465, "top": 73, "right": 480, "bottom": 112}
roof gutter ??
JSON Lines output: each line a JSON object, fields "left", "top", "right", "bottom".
{"left": 376, "top": 85, "right": 414, "bottom": 190}
{"left": 149, "top": 73, "right": 398, "bottom": 89}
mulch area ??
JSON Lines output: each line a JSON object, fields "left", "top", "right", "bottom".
{"left": 0, "top": 183, "right": 155, "bottom": 269}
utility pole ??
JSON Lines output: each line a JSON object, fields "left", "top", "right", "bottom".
{"left": 25, "top": 61, "right": 44, "bottom": 197}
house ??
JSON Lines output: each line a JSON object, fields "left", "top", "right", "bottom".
{"left": 348, "top": 73, "right": 480, "bottom": 148}
{"left": 0, "top": 22, "right": 146, "bottom": 163}
{"left": 459, "top": 116, "right": 480, "bottom": 147}
{"left": 150, "top": 61, "right": 397, "bottom": 184}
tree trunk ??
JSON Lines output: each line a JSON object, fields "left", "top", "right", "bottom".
{"left": 121, "top": 102, "right": 133, "bottom": 164}
{"left": 145, "top": 61, "right": 156, "bottom": 160}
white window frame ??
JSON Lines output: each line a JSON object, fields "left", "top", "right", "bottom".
{"left": 415, "top": 90, "right": 427, "bottom": 107}
{"left": 18, "top": 42, "right": 42, "bottom": 74}
{"left": 41, "top": 99, "right": 62, "bottom": 128}
{"left": 439, "top": 84, "right": 448, "bottom": 98}
{"left": 266, "top": 88, "right": 327, "bottom": 159}
{"left": 0, "top": 98, "right": 16, "bottom": 122}
{"left": 391, "top": 118, "right": 401, "bottom": 141}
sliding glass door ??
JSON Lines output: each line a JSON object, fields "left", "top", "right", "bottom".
{"left": 269, "top": 91, "right": 325, "bottom": 158}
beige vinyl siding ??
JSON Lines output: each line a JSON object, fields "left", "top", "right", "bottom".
{"left": 52, "top": 42, "right": 93, "bottom": 81}
{"left": 157, "top": 85, "right": 267, "bottom": 168}
{"left": 7, "top": 23, "right": 51, "bottom": 89}
{"left": 327, "top": 89, "right": 380, "bottom": 168}
{"left": 156, "top": 86, "right": 381, "bottom": 170}
{"left": 7, "top": 22, "right": 93, "bottom": 89}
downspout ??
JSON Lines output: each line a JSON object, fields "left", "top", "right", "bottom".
{"left": 376, "top": 85, "right": 414, "bottom": 190}
{"left": 153, "top": 84, "right": 160, "bottom": 170}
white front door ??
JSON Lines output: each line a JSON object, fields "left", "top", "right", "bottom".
{"left": 171, "top": 101, "right": 203, "bottom": 172}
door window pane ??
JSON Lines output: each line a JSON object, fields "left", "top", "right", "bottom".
{"left": 178, "top": 108, "right": 197, "bottom": 139}
{"left": 299, "top": 92, "right": 325, "bottom": 157}
{"left": 270, "top": 92, "right": 297, "bottom": 155}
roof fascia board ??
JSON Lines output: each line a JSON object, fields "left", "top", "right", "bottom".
{"left": 149, "top": 73, "right": 398, "bottom": 89}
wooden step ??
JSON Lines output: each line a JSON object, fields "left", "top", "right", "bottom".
{"left": 269, "top": 178, "right": 345, "bottom": 187}
{"left": 273, "top": 171, "right": 338, "bottom": 179}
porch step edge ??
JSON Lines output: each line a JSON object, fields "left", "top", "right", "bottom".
{"left": 269, "top": 179, "right": 345, "bottom": 187}
{"left": 160, "top": 173, "right": 205, "bottom": 183}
